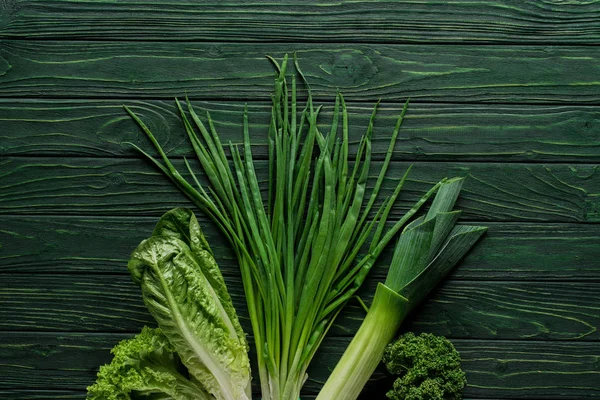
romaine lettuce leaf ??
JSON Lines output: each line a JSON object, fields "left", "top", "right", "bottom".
{"left": 128, "top": 209, "right": 251, "bottom": 400}
{"left": 150, "top": 208, "right": 247, "bottom": 347}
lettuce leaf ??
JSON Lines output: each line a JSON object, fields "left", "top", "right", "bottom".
{"left": 128, "top": 208, "right": 251, "bottom": 400}
{"left": 86, "top": 326, "right": 211, "bottom": 400}
{"left": 150, "top": 208, "right": 247, "bottom": 347}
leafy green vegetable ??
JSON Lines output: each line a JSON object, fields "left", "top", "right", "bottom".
{"left": 128, "top": 208, "right": 251, "bottom": 400}
{"left": 383, "top": 333, "right": 466, "bottom": 400}
{"left": 88, "top": 208, "right": 251, "bottom": 400}
{"left": 86, "top": 326, "right": 211, "bottom": 400}
{"left": 316, "top": 178, "right": 485, "bottom": 400}
{"left": 127, "top": 54, "right": 447, "bottom": 400}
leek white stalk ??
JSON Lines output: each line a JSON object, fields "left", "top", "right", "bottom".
{"left": 318, "top": 283, "right": 410, "bottom": 399}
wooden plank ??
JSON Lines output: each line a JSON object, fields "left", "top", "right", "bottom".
{"left": 0, "top": 391, "right": 85, "bottom": 400}
{"left": 1, "top": 216, "right": 599, "bottom": 280}
{"left": 1, "top": 157, "right": 598, "bottom": 222}
{"left": 0, "top": 41, "right": 599, "bottom": 103}
{"left": 2, "top": 99, "right": 599, "bottom": 162}
{"left": 1, "top": 333, "right": 598, "bottom": 398}
{"left": 2, "top": 273, "right": 599, "bottom": 341}
{"left": 1, "top": 1, "right": 600, "bottom": 44}
{"left": 453, "top": 341, "right": 600, "bottom": 399}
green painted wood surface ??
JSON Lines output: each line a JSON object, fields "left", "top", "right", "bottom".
{"left": 2, "top": 100, "right": 599, "bottom": 162}
{"left": 3, "top": 273, "right": 599, "bottom": 341}
{"left": 1, "top": 1, "right": 599, "bottom": 399}
{"left": 3, "top": 216, "right": 598, "bottom": 280}
{"left": 1, "top": 1, "right": 600, "bottom": 44}
{"left": 0, "top": 391, "right": 90, "bottom": 400}
{"left": 0, "top": 41, "right": 599, "bottom": 103}
{"left": 2, "top": 157, "right": 598, "bottom": 222}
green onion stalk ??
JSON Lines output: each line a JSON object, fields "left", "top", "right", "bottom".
{"left": 126, "top": 54, "right": 473, "bottom": 400}
{"left": 317, "top": 178, "right": 487, "bottom": 400}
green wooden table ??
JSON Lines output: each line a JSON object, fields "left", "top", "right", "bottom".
{"left": 1, "top": 1, "right": 599, "bottom": 399}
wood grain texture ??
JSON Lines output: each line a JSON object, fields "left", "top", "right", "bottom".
{"left": 2, "top": 333, "right": 599, "bottom": 398}
{"left": 2, "top": 99, "right": 599, "bottom": 162}
{"left": 2, "top": 157, "right": 598, "bottom": 222}
{"left": 1, "top": 216, "right": 599, "bottom": 280}
{"left": 2, "top": 273, "right": 599, "bottom": 341}
{"left": 1, "top": 1, "right": 599, "bottom": 398}
{"left": 1, "top": 1, "right": 600, "bottom": 44}
{"left": 456, "top": 342, "right": 600, "bottom": 399}
{"left": 1, "top": 41, "right": 599, "bottom": 103}
{"left": 0, "top": 391, "right": 86, "bottom": 400}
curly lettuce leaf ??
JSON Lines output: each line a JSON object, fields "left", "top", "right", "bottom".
{"left": 86, "top": 326, "right": 211, "bottom": 400}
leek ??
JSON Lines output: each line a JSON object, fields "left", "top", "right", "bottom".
{"left": 317, "top": 178, "right": 487, "bottom": 400}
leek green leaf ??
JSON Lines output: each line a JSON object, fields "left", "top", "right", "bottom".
{"left": 400, "top": 224, "right": 488, "bottom": 308}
